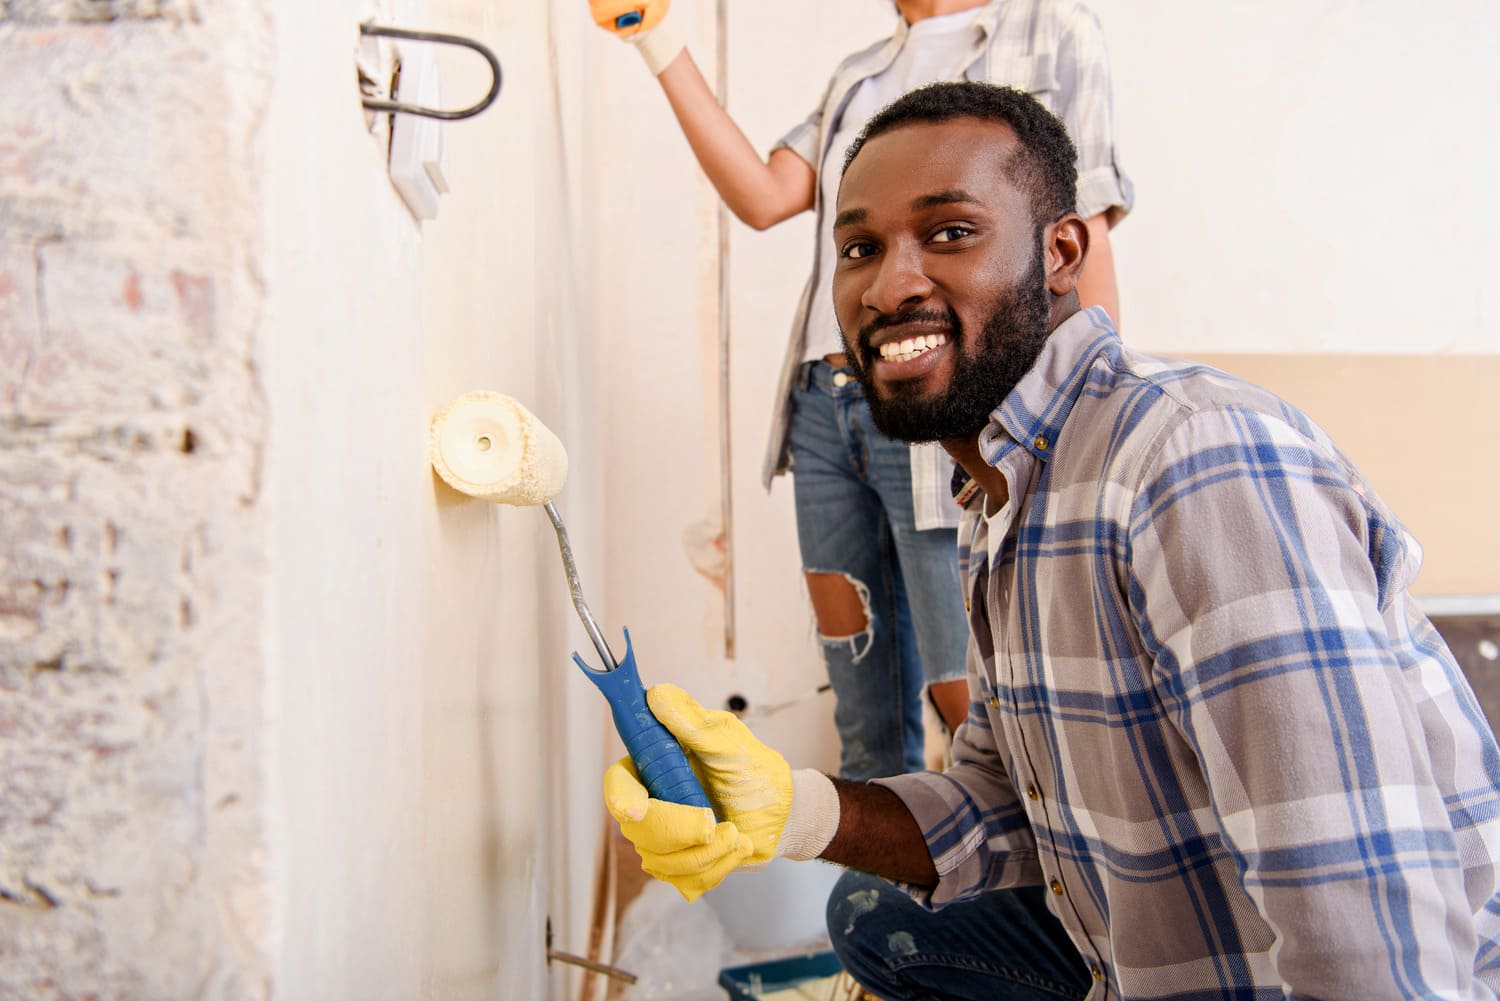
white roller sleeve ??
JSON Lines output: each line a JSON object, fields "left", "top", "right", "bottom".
{"left": 776, "top": 769, "right": 841, "bottom": 862}
{"left": 428, "top": 391, "right": 568, "bottom": 506}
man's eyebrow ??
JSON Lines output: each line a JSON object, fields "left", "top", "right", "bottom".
{"left": 834, "top": 190, "right": 980, "bottom": 229}
{"left": 912, "top": 189, "right": 978, "bottom": 210}
{"left": 833, "top": 207, "right": 866, "bottom": 230}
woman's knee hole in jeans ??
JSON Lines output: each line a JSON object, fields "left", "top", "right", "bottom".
{"left": 806, "top": 570, "right": 875, "bottom": 663}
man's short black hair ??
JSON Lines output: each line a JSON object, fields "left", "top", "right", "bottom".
{"left": 842, "top": 82, "right": 1078, "bottom": 225}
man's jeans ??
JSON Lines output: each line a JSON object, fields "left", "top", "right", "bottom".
{"left": 827, "top": 869, "right": 1092, "bottom": 1000}
{"left": 788, "top": 359, "right": 969, "bottom": 781}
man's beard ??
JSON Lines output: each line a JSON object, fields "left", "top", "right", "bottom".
{"left": 848, "top": 242, "right": 1053, "bottom": 443}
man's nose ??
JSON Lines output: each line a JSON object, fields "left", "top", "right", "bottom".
{"left": 861, "top": 241, "right": 932, "bottom": 315}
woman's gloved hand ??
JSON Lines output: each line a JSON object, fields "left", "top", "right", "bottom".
{"left": 584, "top": 0, "right": 684, "bottom": 75}
{"left": 603, "top": 684, "right": 795, "bottom": 901}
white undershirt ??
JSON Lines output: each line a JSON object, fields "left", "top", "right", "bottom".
{"left": 804, "top": 7, "right": 983, "bottom": 362}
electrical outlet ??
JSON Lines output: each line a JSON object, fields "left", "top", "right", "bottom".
{"left": 389, "top": 40, "right": 448, "bottom": 221}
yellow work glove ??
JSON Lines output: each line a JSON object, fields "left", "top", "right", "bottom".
{"left": 603, "top": 684, "right": 795, "bottom": 902}
{"left": 585, "top": 0, "right": 683, "bottom": 76}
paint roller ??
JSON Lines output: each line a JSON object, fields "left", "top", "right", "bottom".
{"left": 428, "top": 391, "right": 712, "bottom": 810}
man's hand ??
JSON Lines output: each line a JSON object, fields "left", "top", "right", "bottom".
{"left": 603, "top": 684, "right": 794, "bottom": 901}
{"left": 587, "top": 0, "right": 671, "bottom": 38}
{"left": 604, "top": 758, "right": 752, "bottom": 901}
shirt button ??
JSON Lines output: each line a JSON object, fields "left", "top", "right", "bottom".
{"left": 989, "top": 696, "right": 999, "bottom": 709}
{"left": 1091, "top": 964, "right": 1102, "bottom": 980}
{"left": 832, "top": 372, "right": 851, "bottom": 388}
{"left": 1026, "top": 784, "right": 1039, "bottom": 801}
{"left": 1033, "top": 434, "right": 1049, "bottom": 451}
{"left": 1049, "top": 879, "right": 1064, "bottom": 896}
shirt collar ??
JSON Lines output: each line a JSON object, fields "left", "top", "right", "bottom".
{"left": 887, "top": 0, "right": 1008, "bottom": 55}
{"left": 977, "top": 306, "right": 1121, "bottom": 470}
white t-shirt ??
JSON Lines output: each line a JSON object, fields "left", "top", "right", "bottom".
{"left": 803, "top": 6, "right": 985, "bottom": 362}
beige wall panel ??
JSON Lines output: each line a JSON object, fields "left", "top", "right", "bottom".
{"left": 1187, "top": 354, "right": 1500, "bottom": 597}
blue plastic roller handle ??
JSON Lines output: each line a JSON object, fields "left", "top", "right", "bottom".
{"left": 614, "top": 10, "right": 644, "bottom": 29}
{"left": 574, "top": 628, "right": 713, "bottom": 810}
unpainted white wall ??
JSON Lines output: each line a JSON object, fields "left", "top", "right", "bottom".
{"left": 1091, "top": 0, "right": 1500, "bottom": 355}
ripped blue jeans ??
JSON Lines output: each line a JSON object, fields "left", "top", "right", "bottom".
{"left": 788, "top": 359, "right": 969, "bottom": 781}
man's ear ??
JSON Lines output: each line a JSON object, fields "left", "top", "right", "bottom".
{"left": 1044, "top": 213, "right": 1088, "bottom": 296}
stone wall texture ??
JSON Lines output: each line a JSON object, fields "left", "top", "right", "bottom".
{"left": 0, "top": 5, "right": 276, "bottom": 998}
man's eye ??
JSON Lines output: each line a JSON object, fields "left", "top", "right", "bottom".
{"left": 840, "top": 241, "right": 878, "bottom": 260}
{"left": 930, "top": 225, "right": 974, "bottom": 243}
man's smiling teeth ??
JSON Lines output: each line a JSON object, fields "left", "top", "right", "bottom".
{"left": 878, "top": 333, "right": 948, "bottom": 364}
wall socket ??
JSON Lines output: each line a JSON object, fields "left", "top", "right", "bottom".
{"left": 388, "top": 40, "right": 449, "bottom": 221}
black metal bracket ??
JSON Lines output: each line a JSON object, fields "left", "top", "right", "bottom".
{"left": 359, "top": 23, "right": 502, "bottom": 121}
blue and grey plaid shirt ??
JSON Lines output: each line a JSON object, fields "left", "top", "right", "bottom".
{"left": 878, "top": 307, "right": 1500, "bottom": 998}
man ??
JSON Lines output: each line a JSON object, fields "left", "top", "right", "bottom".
{"left": 586, "top": 0, "right": 1132, "bottom": 782}
{"left": 604, "top": 82, "right": 1500, "bottom": 998}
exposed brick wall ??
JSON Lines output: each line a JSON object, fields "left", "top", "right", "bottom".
{"left": 0, "top": 8, "right": 274, "bottom": 999}
{"left": 0, "top": 1, "right": 196, "bottom": 23}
